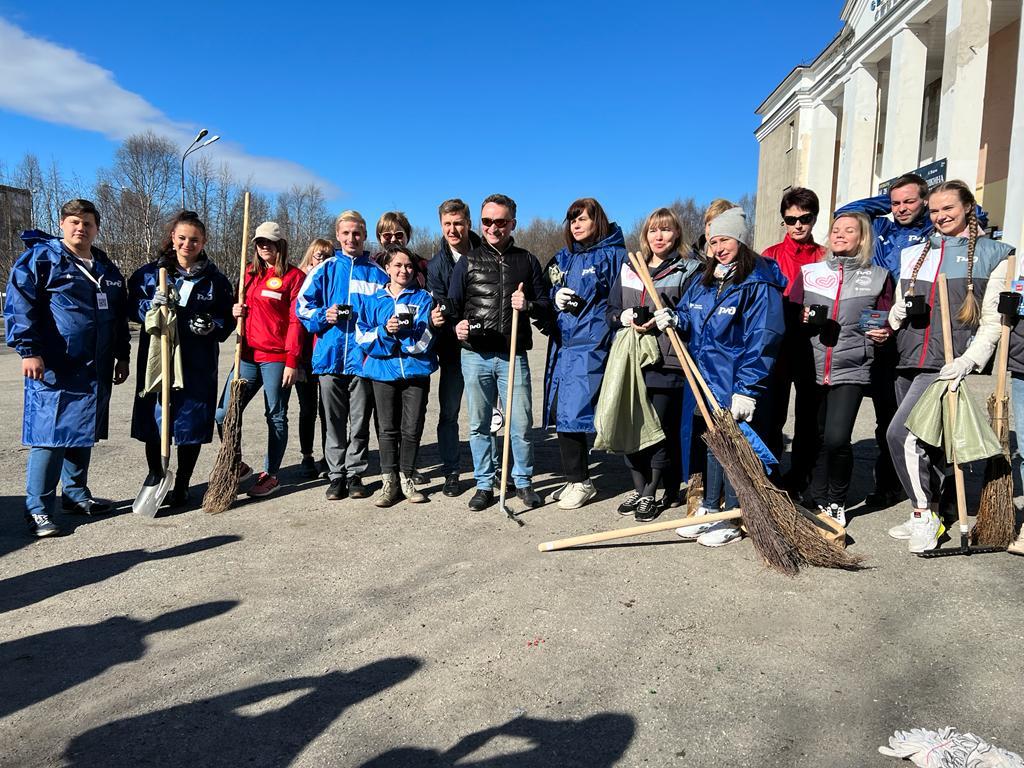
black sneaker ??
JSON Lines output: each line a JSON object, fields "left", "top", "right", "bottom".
{"left": 468, "top": 489, "right": 494, "bottom": 511}
{"left": 412, "top": 471, "right": 428, "bottom": 486}
{"left": 325, "top": 478, "right": 347, "bottom": 501}
{"left": 27, "top": 513, "right": 61, "bottom": 537}
{"left": 168, "top": 486, "right": 192, "bottom": 509}
{"left": 347, "top": 476, "right": 370, "bottom": 499}
{"left": 61, "top": 497, "right": 112, "bottom": 516}
{"left": 661, "top": 488, "right": 683, "bottom": 509}
{"left": 316, "top": 459, "right": 329, "bottom": 479}
{"left": 442, "top": 473, "right": 462, "bottom": 498}
{"left": 301, "top": 456, "right": 318, "bottom": 479}
{"left": 617, "top": 491, "right": 642, "bottom": 516}
{"left": 516, "top": 485, "right": 542, "bottom": 509}
{"left": 634, "top": 496, "right": 661, "bottom": 522}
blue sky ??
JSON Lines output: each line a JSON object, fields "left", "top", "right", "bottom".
{"left": 0, "top": 1, "right": 844, "bottom": 233}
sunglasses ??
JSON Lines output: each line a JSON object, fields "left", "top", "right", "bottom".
{"left": 783, "top": 213, "right": 815, "bottom": 226}
{"left": 380, "top": 231, "right": 407, "bottom": 242}
{"left": 480, "top": 218, "right": 511, "bottom": 228}
{"left": 313, "top": 251, "right": 331, "bottom": 260}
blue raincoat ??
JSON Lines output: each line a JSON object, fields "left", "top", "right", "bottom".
{"left": 542, "top": 225, "right": 627, "bottom": 433}
{"left": 4, "top": 231, "right": 130, "bottom": 447}
{"left": 128, "top": 258, "right": 235, "bottom": 445}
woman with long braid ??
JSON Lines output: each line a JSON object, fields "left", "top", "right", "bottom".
{"left": 885, "top": 180, "right": 1013, "bottom": 553}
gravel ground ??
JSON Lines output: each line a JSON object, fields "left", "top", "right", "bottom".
{"left": 1, "top": 331, "right": 1022, "bottom": 767}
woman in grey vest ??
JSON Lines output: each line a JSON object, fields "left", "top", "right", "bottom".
{"left": 789, "top": 212, "right": 893, "bottom": 527}
{"left": 886, "top": 180, "right": 1012, "bottom": 553}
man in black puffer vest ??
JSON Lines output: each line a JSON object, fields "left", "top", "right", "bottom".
{"left": 447, "top": 194, "right": 552, "bottom": 511}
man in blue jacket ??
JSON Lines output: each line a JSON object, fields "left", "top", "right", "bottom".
{"left": 5, "top": 199, "right": 130, "bottom": 537}
{"left": 296, "top": 210, "right": 388, "bottom": 501}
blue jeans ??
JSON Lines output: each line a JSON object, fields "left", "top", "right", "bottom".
{"left": 461, "top": 349, "right": 533, "bottom": 490}
{"left": 26, "top": 446, "right": 92, "bottom": 517}
{"left": 216, "top": 360, "right": 291, "bottom": 475}
{"left": 703, "top": 451, "right": 738, "bottom": 511}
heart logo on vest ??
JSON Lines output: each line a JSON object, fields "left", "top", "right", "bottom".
{"left": 806, "top": 272, "right": 838, "bottom": 291}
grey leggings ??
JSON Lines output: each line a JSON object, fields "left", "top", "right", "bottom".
{"left": 886, "top": 371, "right": 945, "bottom": 508}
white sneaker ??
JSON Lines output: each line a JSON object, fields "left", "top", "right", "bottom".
{"left": 827, "top": 503, "right": 847, "bottom": 528}
{"left": 908, "top": 510, "right": 945, "bottom": 553}
{"left": 697, "top": 520, "right": 743, "bottom": 547}
{"left": 676, "top": 506, "right": 716, "bottom": 540}
{"left": 557, "top": 481, "right": 597, "bottom": 510}
{"left": 887, "top": 514, "right": 916, "bottom": 540}
{"left": 552, "top": 482, "right": 569, "bottom": 502}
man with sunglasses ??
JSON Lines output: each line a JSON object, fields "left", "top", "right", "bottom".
{"left": 762, "top": 187, "right": 825, "bottom": 498}
{"left": 447, "top": 194, "right": 552, "bottom": 511}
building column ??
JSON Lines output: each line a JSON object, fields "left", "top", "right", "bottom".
{"left": 803, "top": 101, "right": 839, "bottom": 243}
{"left": 835, "top": 66, "right": 880, "bottom": 207}
{"left": 935, "top": 0, "right": 993, "bottom": 185}
{"left": 881, "top": 25, "right": 928, "bottom": 180}
{"left": 1003, "top": 2, "right": 1024, "bottom": 262}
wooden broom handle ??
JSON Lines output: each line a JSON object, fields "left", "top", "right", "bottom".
{"left": 159, "top": 267, "right": 171, "bottom": 464}
{"left": 539, "top": 508, "right": 743, "bottom": 551}
{"left": 993, "top": 255, "right": 1015, "bottom": 433}
{"left": 500, "top": 282, "right": 523, "bottom": 499}
{"left": 232, "top": 192, "right": 251, "bottom": 378}
{"left": 625, "top": 251, "right": 720, "bottom": 424}
{"left": 937, "top": 274, "right": 969, "bottom": 534}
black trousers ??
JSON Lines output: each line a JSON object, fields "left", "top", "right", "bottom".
{"left": 372, "top": 377, "right": 429, "bottom": 476}
{"left": 767, "top": 319, "right": 819, "bottom": 489}
{"left": 295, "top": 373, "right": 327, "bottom": 458}
{"left": 557, "top": 432, "right": 590, "bottom": 482}
{"left": 869, "top": 339, "right": 900, "bottom": 493}
{"left": 145, "top": 441, "right": 202, "bottom": 487}
{"left": 625, "top": 387, "right": 683, "bottom": 495}
{"left": 807, "top": 383, "right": 866, "bottom": 507}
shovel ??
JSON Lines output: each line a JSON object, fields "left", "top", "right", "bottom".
{"left": 133, "top": 267, "right": 175, "bottom": 517}
{"left": 498, "top": 283, "right": 525, "bottom": 527}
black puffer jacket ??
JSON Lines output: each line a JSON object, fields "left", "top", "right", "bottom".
{"left": 448, "top": 238, "right": 552, "bottom": 353}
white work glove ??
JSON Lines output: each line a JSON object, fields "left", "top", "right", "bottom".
{"left": 654, "top": 307, "right": 678, "bottom": 331}
{"left": 554, "top": 287, "right": 576, "bottom": 311}
{"left": 152, "top": 287, "right": 178, "bottom": 309}
{"left": 937, "top": 356, "right": 976, "bottom": 392}
{"left": 730, "top": 394, "right": 756, "bottom": 422}
{"left": 888, "top": 297, "right": 907, "bottom": 329}
{"left": 620, "top": 308, "right": 636, "bottom": 327}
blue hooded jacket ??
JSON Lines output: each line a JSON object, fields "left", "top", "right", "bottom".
{"left": 542, "top": 225, "right": 627, "bottom": 433}
{"left": 295, "top": 250, "right": 388, "bottom": 375}
{"left": 128, "top": 258, "right": 235, "bottom": 445}
{"left": 4, "top": 231, "right": 130, "bottom": 447}
{"left": 675, "top": 256, "right": 785, "bottom": 407}
{"left": 355, "top": 286, "right": 438, "bottom": 381}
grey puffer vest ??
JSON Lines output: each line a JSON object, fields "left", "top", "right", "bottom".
{"left": 793, "top": 255, "right": 891, "bottom": 386}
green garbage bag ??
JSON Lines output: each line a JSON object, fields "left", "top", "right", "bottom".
{"left": 594, "top": 328, "right": 665, "bottom": 454}
{"left": 905, "top": 379, "right": 1001, "bottom": 464}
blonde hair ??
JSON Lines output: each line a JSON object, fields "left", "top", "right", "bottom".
{"left": 639, "top": 207, "right": 684, "bottom": 262}
{"left": 334, "top": 209, "right": 367, "bottom": 233}
{"left": 829, "top": 212, "right": 874, "bottom": 269}
{"left": 299, "top": 237, "right": 335, "bottom": 272}
{"left": 704, "top": 198, "right": 738, "bottom": 225}
{"left": 376, "top": 211, "right": 412, "bottom": 242}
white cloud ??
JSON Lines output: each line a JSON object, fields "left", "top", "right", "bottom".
{"left": 0, "top": 18, "right": 338, "bottom": 195}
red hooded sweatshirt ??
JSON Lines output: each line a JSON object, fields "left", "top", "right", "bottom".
{"left": 241, "top": 264, "right": 306, "bottom": 368}
{"left": 762, "top": 235, "right": 825, "bottom": 298}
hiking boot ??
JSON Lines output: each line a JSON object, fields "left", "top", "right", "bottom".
{"left": 908, "top": 510, "right": 944, "bottom": 554}
{"left": 61, "top": 497, "right": 112, "bottom": 516}
{"left": 697, "top": 520, "right": 742, "bottom": 547}
{"left": 617, "top": 490, "right": 642, "bottom": 516}
{"left": 675, "top": 506, "right": 717, "bottom": 540}
{"left": 826, "top": 503, "right": 847, "bottom": 528}
{"left": 347, "top": 476, "right": 369, "bottom": 499}
{"left": 442, "top": 473, "right": 462, "bottom": 497}
{"left": 237, "top": 462, "right": 253, "bottom": 483}
{"left": 468, "top": 489, "right": 494, "bottom": 511}
{"left": 634, "top": 495, "right": 661, "bottom": 523}
{"left": 248, "top": 472, "right": 280, "bottom": 497}
{"left": 887, "top": 514, "right": 916, "bottom": 540}
{"left": 516, "top": 485, "right": 542, "bottom": 509}
{"left": 557, "top": 480, "right": 596, "bottom": 510}
{"left": 27, "top": 513, "right": 61, "bottom": 537}
{"left": 325, "top": 477, "right": 346, "bottom": 501}
{"left": 376, "top": 474, "right": 403, "bottom": 507}
{"left": 300, "top": 455, "right": 318, "bottom": 479}
{"left": 400, "top": 473, "right": 428, "bottom": 503}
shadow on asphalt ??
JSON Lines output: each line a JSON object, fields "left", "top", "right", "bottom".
{"left": 0, "top": 535, "right": 241, "bottom": 614}
{"left": 60, "top": 657, "right": 423, "bottom": 767}
{"left": 359, "top": 712, "right": 636, "bottom": 767}
{"left": 0, "top": 600, "right": 238, "bottom": 718}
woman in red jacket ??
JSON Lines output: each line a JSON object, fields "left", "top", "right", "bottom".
{"left": 215, "top": 221, "right": 306, "bottom": 496}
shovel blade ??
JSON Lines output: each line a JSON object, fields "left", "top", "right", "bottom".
{"left": 132, "top": 470, "right": 175, "bottom": 518}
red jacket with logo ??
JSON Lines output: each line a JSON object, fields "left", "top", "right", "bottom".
{"left": 241, "top": 264, "right": 306, "bottom": 368}
{"left": 762, "top": 235, "right": 825, "bottom": 298}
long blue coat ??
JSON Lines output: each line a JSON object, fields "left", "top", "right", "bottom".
{"left": 543, "top": 225, "right": 627, "bottom": 433}
{"left": 4, "top": 231, "right": 130, "bottom": 448}
{"left": 128, "top": 258, "right": 234, "bottom": 445}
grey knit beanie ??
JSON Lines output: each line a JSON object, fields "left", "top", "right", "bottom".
{"left": 707, "top": 207, "right": 749, "bottom": 246}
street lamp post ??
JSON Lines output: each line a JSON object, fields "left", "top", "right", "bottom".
{"left": 180, "top": 128, "right": 221, "bottom": 210}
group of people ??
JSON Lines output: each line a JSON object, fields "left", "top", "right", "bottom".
{"left": 5, "top": 178, "right": 1021, "bottom": 556}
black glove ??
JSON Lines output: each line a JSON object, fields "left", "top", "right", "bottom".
{"left": 188, "top": 313, "right": 215, "bottom": 336}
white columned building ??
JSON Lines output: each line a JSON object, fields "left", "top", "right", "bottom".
{"left": 754, "top": 0, "right": 1022, "bottom": 254}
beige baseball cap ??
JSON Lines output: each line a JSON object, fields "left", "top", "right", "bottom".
{"left": 252, "top": 221, "right": 285, "bottom": 243}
